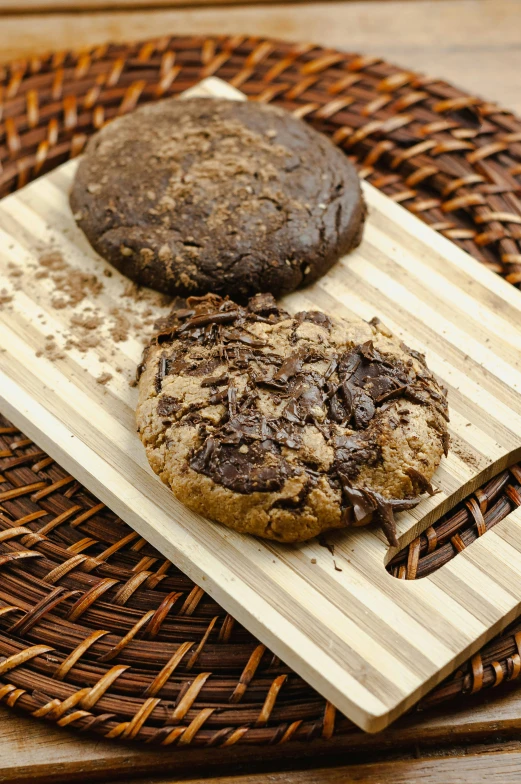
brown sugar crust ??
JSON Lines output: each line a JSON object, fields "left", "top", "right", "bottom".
{"left": 70, "top": 97, "right": 366, "bottom": 300}
{"left": 136, "top": 294, "right": 449, "bottom": 545}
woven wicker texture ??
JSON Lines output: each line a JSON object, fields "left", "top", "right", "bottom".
{"left": 1, "top": 35, "right": 521, "bottom": 745}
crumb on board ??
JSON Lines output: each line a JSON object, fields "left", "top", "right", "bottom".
{"left": 70, "top": 313, "right": 102, "bottom": 331}
{"left": 6, "top": 246, "right": 172, "bottom": 384}
{"left": 39, "top": 249, "right": 103, "bottom": 309}
{"left": 7, "top": 263, "right": 22, "bottom": 278}
{"left": 109, "top": 307, "right": 131, "bottom": 342}
{"left": 38, "top": 342, "right": 66, "bottom": 361}
{"left": 451, "top": 437, "right": 482, "bottom": 471}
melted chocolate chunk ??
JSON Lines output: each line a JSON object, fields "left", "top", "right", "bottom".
{"left": 273, "top": 351, "right": 306, "bottom": 384}
{"left": 338, "top": 479, "right": 377, "bottom": 523}
{"left": 295, "top": 311, "right": 332, "bottom": 330}
{"left": 164, "top": 353, "right": 189, "bottom": 378}
{"left": 185, "top": 357, "right": 222, "bottom": 377}
{"left": 298, "top": 383, "right": 325, "bottom": 421}
{"left": 333, "top": 434, "right": 381, "bottom": 480}
{"left": 247, "top": 292, "right": 284, "bottom": 318}
{"left": 157, "top": 396, "right": 181, "bottom": 417}
{"left": 222, "top": 329, "right": 267, "bottom": 347}
{"left": 352, "top": 390, "right": 375, "bottom": 429}
{"left": 282, "top": 399, "right": 301, "bottom": 424}
{"left": 201, "top": 373, "right": 229, "bottom": 388}
{"left": 328, "top": 393, "right": 346, "bottom": 423}
{"left": 208, "top": 388, "right": 228, "bottom": 405}
{"left": 190, "top": 439, "right": 292, "bottom": 494}
{"left": 405, "top": 466, "right": 435, "bottom": 495}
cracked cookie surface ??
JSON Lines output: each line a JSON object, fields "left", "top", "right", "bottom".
{"left": 136, "top": 294, "right": 449, "bottom": 544}
{"left": 70, "top": 97, "right": 366, "bottom": 299}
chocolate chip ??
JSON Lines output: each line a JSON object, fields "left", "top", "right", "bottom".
{"left": 273, "top": 351, "right": 305, "bottom": 384}
{"left": 295, "top": 310, "right": 332, "bottom": 330}
{"left": 405, "top": 466, "right": 435, "bottom": 495}
{"left": 201, "top": 374, "right": 229, "bottom": 387}
{"left": 352, "top": 391, "right": 375, "bottom": 429}
{"left": 157, "top": 396, "right": 180, "bottom": 417}
{"left": 190, "top": 439, "right": 290, "bottom": 494}
{"left": 208, "top": 388, "right": 228, "bottom": 405}
{"left": 338, "top": 479, "right": 376, "bottom": 523}
{"left": 282, "top": 399, "right": 301, "bottom": 424}
{"left": 179, "top": 309, "right": 240, "bottom": 332}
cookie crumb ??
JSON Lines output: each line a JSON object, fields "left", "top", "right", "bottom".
{"left": 109, "top": 307, "right": 130, "bottom": 342}
{"left": 71, "top": 313, "right": 102, "bottom": 331}
{"left": 7, "top": 264, "right": 22, "bottom": 278}
{"left": 39, "top": 249, "right": 103, "bottom": 308}
{"left": 39, "top": 250, "right": 67, "bottom": 271}
{"left": 96, "top": 372, "right": 112, "bottom": 385}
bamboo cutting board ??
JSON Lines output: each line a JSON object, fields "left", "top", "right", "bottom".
{"left": 1, "top": 77, "right": 521, "bottom": 733}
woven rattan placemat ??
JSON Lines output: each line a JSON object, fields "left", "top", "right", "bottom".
{"left": 1, "top": 35, "right": 521, "bottom": 747}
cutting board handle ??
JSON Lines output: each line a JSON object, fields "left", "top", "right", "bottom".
{"left": 386, "top": 444, "right": 521, "bottom": 563}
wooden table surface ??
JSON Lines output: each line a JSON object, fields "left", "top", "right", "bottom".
{"left": 1, "top": 0, "right": 520, "bottom": 781}
{"left": 5, "top": 684, "right": 521, "bottom": 783}
{"left": 1, "top": 0, "right": 520, "bottom": 114}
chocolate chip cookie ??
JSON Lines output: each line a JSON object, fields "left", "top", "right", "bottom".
{"left": 70, "top": 97, "right": 366, "bottom": 300}
{"left": 136, "top": 293, "right": 449, "bottom": 544}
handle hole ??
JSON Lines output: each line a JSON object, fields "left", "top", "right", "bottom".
{"left": 387, "top": 463, "right": 521, "bottom": 580}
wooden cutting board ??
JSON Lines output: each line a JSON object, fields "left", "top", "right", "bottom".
{"left": 1, "top": 77, "right": 521, "bottom": 733}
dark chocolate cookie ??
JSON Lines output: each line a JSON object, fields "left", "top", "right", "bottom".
{"left": 70, "top": 97, "right": 366, "bottom": 299}
{"left": 136, "top": 293, "right": 449, "bottom": 544}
